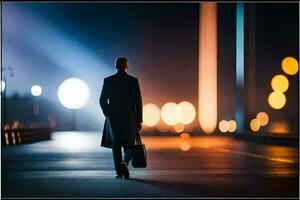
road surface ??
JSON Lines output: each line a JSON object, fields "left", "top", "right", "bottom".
{"left": 2, "top": 131, "right": 299, "bottom": 198}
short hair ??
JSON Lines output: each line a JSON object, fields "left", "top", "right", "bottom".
{"left": 115, "top": 57, "right": 128, "bottom": 70}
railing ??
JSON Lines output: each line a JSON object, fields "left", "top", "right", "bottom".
{"left": 2, "top": 127, "right": 53, "bottom": 146}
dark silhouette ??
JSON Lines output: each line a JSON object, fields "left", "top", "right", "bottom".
{"left": 99, "top": 57, "right": 143, "bottom": 179}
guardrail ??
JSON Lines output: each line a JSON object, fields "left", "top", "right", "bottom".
{"left": 2, "top": 128, "right": 53, "bottom": 146}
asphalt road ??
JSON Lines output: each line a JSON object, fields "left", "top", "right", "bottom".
{"left": 2, "top": 131, "right": 299, "bottom": 198}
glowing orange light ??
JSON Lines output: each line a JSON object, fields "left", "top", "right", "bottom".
{"left": 271, "top": 74, "right": 289, "bottom": 92}
{"left": 268, "top": 91, "right": 286, "bottom": 110}
{"left": 174, "top": 124, "right": 185, "bottom": 133}
{"left": 161, "top": 102, "right": 181, "bottom": 125}
{"left": 180, "top": 133, "right": 190, "bottom": 139}
{"left": 198, "top": 3, "right": 218, "bottom": 134}
{"left": 282, "top": 57, "right": 299, "bottom": 75}
{"left": 218, "top": 120, "right": 228, "bottom": 133}
{"left": 250, "top": 118, "right": 260, "bottom": 132}
{"left": 142, "top": 104, "right": 160, "bottom": 127}
{"left": 268, "top": 121, "right": 290, "bottom": 134}
{"left": 177, "top": 101, "right": 196, "bottom": 125}
{"left": 5, "top": 133, "right": 9, "bottom": 145}
{"left": 180, "top": 142, "right": 191, "bottom": 152}
{"left": 156, "top": 123, "right": 169, "bottom": 133}
{"left": 256, "top": 112, "right": 269, "bottom": 126}
{"left": 11, "top": 132, "right": 16, "bottom": 145}
{"left": 228, "top": 120, "right": 237, "bottom": 133}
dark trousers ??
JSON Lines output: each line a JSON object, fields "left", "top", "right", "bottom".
{"left": 112, "top": 146, "right": 132, "bottom": 175}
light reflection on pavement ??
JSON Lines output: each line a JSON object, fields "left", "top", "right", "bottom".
{"left": 2, "top": 131, "right": 298, "bottom": 198}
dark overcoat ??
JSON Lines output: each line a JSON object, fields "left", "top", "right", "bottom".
{"left": 99, "top": 69, "right": 143, "bottom": 148}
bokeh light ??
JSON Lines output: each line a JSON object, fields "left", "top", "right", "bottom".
{"left": 228, "top": 120, "right": 237, "bottom": 133}
{"left": 174, "top": 124, "right": 185, "bottom": 133}
{"left": 268, "top": 91, "right": 286, "bottom": 110}
{"left": 282, "top": 56, "right": 299, "bottom": 75}
{"left": 156, "top": 123, "right": 169, "bottom": 133}
{"left": 218, "top": 120, "right": 228, "bottom": 133}
{"left": 161, "top": 102, "right": 181, "bottom": 126}
{"left": 142, "top": 104, "right": 160, "bottom": 127}
{"left": 177, "top": 101, "right": 196, "bottom": 125}
{"left": 268, "top": 120, "right": 290, "bottom": 134}
{"left": 180, "top": 142, "right": 191, "bottom": 152}
{"left": 180, "top": 133, "right": 190, "bottom": 139}
{"left": 58, "top": 77, "right": 90, "bottom": 109}
{"left": 256, "top": 112, "right": 269, "bottom": 126}
{"left": 31, "top": 85, "right": 42, "bottom": 96}
{"left": 250, "top": 118, "right": 260, "bottom": 132}
{"left": 271, "top": 74, "right": 289, "bottom": 92}
{"left": 1, "top": 80, "right": 5, "bottom": 92}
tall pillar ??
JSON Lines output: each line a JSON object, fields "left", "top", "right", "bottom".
{"left": 198, "top": 3, "right": 218, "bottom": 134}
{"left": 235, "top": 3, "right": 245, "bottom": 132}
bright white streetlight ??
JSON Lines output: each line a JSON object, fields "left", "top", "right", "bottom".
{"left": 1, "top": 80, "right": 5, "bottom": 92}
{"left": 31, "top": 85, "right": 42, "bottom": 96}
{"left": 58, "top": 77, "right": 90, "bottom": 109}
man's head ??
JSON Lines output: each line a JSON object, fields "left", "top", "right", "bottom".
{"left": 115, "top": 57, "right": 128, "bottom": 71}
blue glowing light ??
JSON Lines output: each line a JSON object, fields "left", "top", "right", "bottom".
{"left": 235, "top": 3, "right": 244, "bottom": 132}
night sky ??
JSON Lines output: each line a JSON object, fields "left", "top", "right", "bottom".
{"left": 2, "top": 3, "right": 299, "bottom": 132}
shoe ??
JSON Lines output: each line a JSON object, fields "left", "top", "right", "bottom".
{"left": 120, "top": 162, "right": 130, "bottom": 179}
{"left": 115, "top": 174, "right": 123, "bottom": 179}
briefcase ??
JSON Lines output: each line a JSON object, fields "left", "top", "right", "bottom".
{"left": 132, "top": 131, "right": 147, "bottom": 168}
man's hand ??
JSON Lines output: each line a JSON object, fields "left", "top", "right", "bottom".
{"left": 137, "top": 123, "right": 142, "bottom": 131}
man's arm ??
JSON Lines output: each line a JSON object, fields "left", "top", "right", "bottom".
{"left": 99, "top": 79, "right": 109, "bottom": 117}
{"left": 134, "top": 79, "right": 143, "bottom": 125}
